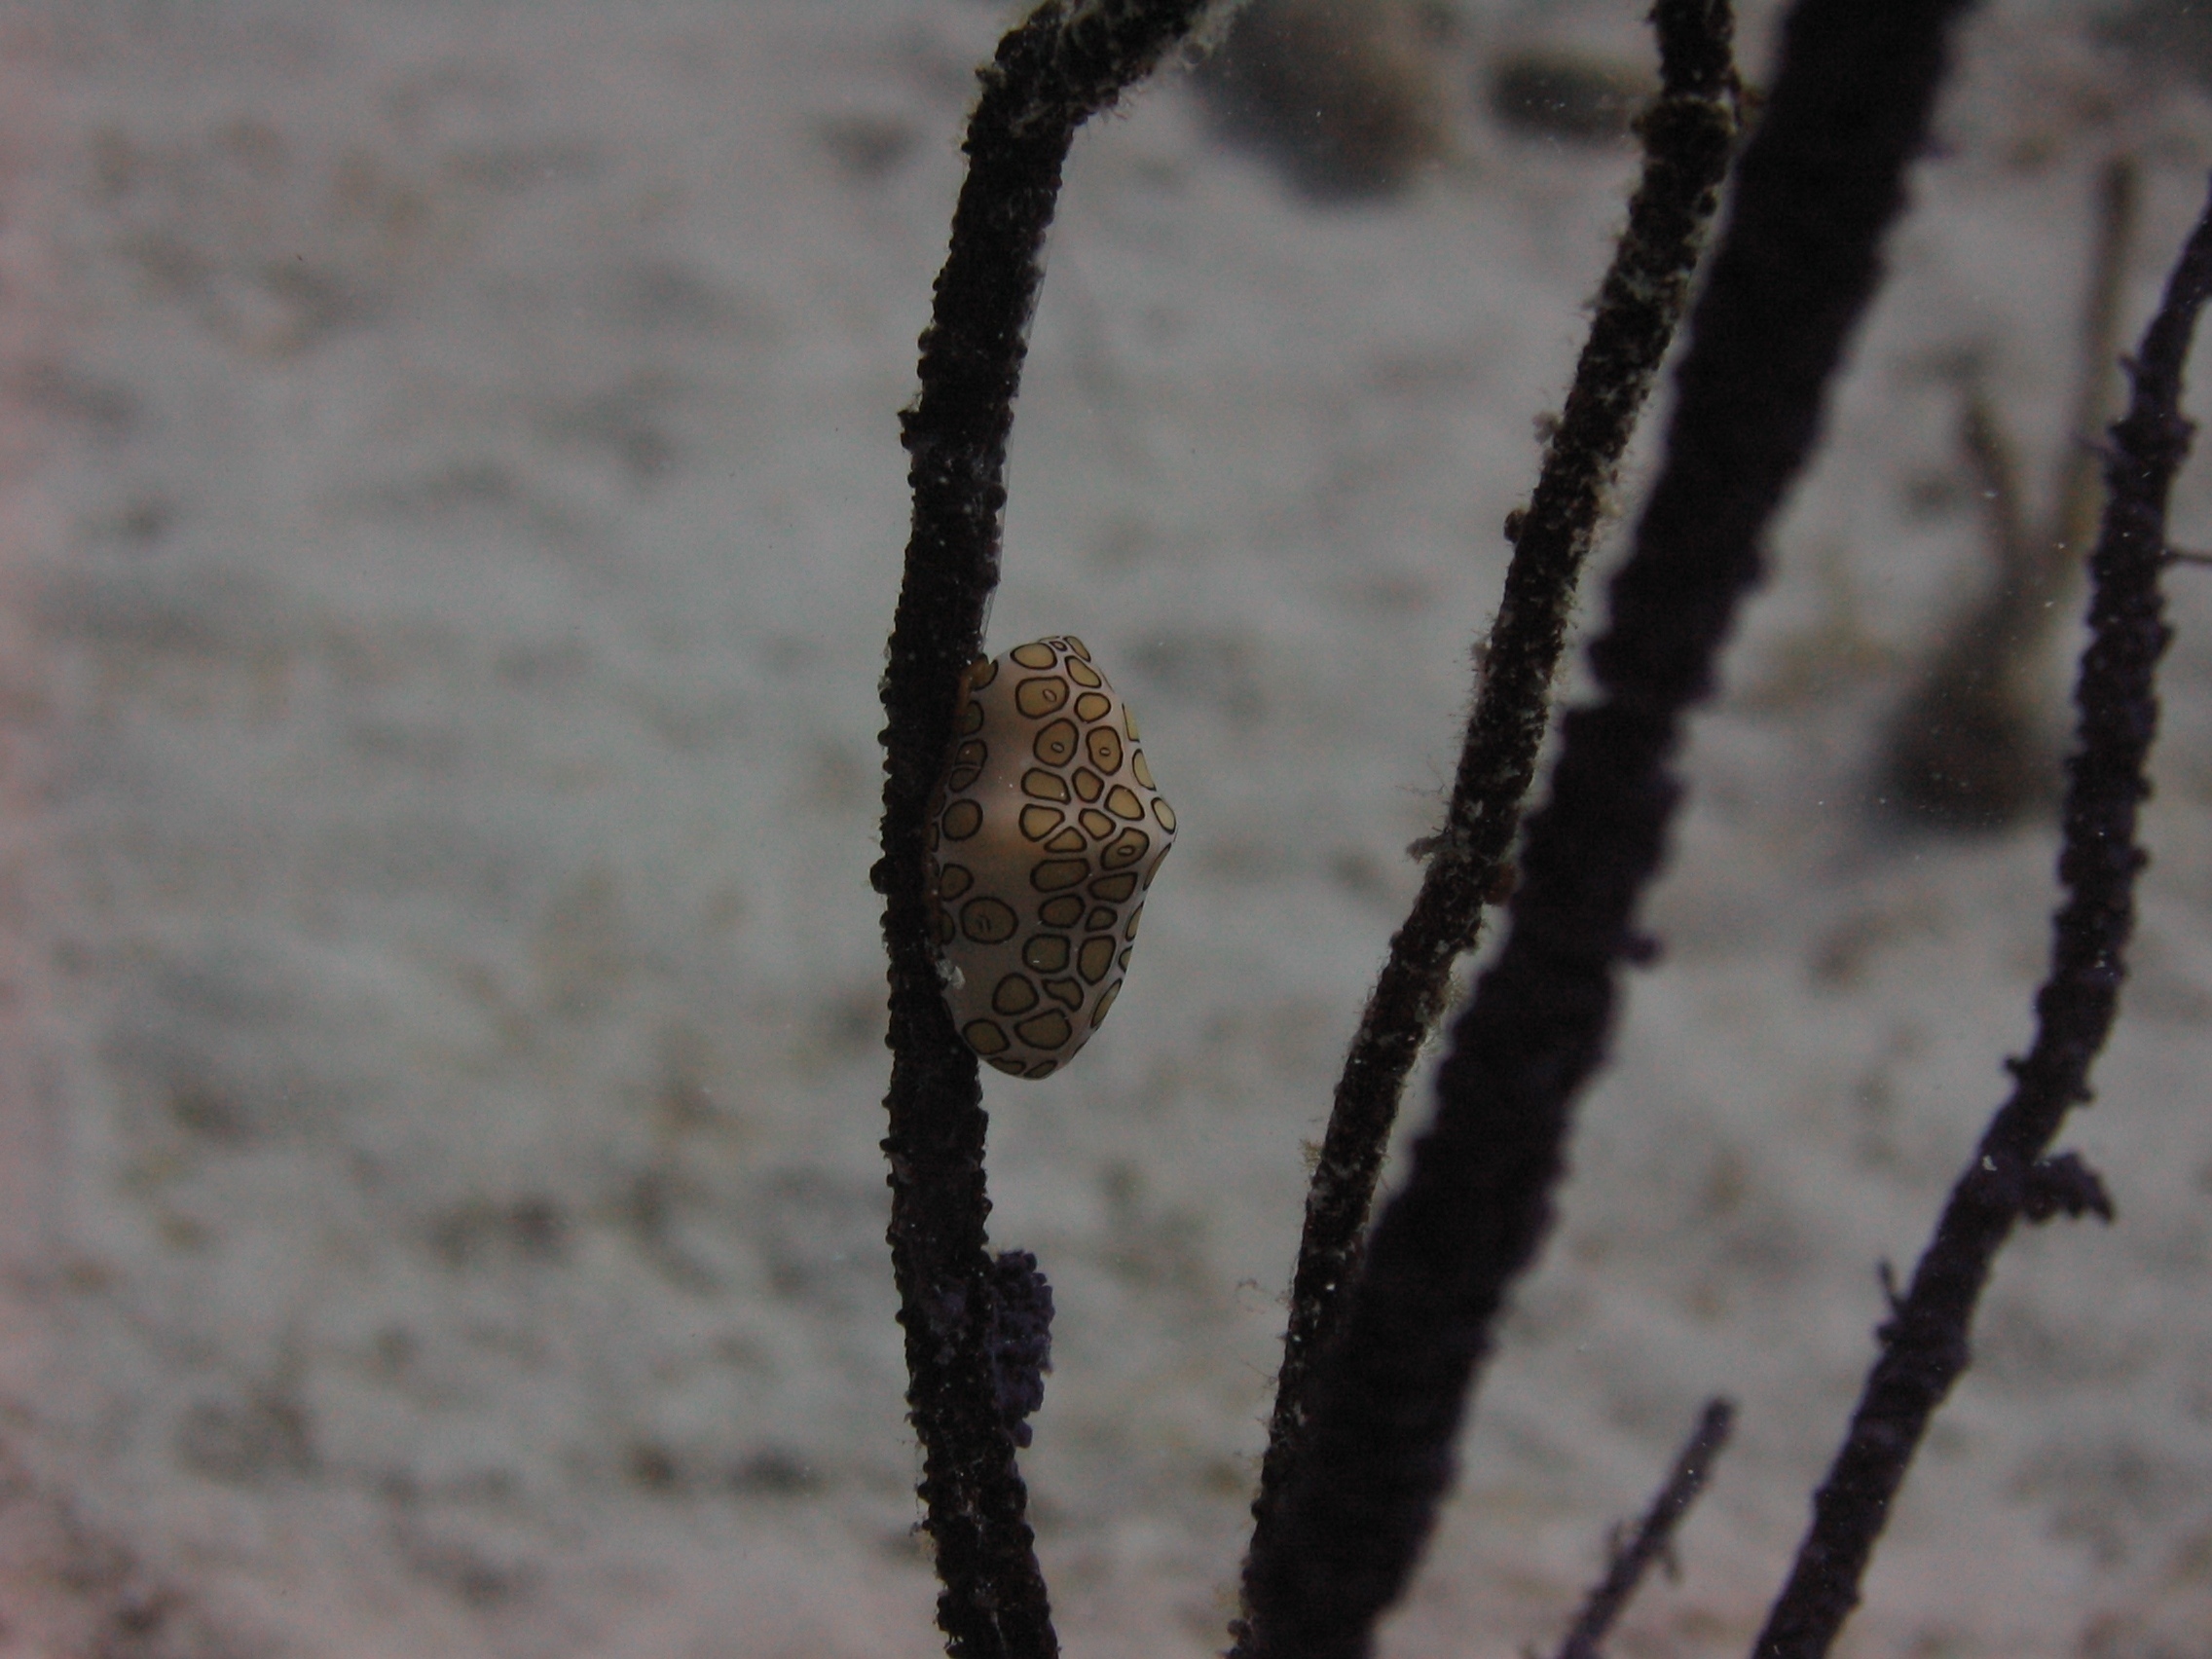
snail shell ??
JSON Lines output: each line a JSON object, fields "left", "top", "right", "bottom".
{"left": 927, "top": 635, "right": 1176, "bottom": 1079}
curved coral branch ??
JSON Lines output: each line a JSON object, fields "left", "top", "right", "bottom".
{"left": 875, "top": 5, "right": 1210, "bottom": 1654}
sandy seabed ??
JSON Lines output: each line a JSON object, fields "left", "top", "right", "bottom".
{"left": 0, "top": 1, "right": 2208, "bottom": 1655}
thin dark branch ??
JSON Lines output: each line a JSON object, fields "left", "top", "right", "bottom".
{"left": 874, "top": 4, "right": 1209, "bottom": 1655}
{"left": 1235, "top": 2, "right": 1739, "bottom": 1635}
{"left": 1552, "top": 1399, "right": 1737, "bottom": 1659}
{"left": 1239, "top": 1, "right": 1979, "bottom": 1654}
{"left": 1749, "top": 174, "right": 2212, "bottom": 1659}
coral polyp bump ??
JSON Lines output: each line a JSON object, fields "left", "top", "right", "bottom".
{"left": 927, "top": 635, "right": 1176, "bottom": 1079}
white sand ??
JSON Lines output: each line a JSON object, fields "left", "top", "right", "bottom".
{"left": 0, "top": 1, "right": 2207, "bottom": 1654}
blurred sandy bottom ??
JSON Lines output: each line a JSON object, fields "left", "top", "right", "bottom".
{"left": 0, "top": 1, "right": 2207, "bottom": 1655}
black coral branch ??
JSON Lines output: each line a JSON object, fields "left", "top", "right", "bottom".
{"left": 1237, "top": 1, "right": 1739, "bottom": 1630}
{"left": 875, "top": 6, "right": 1209, "bottom": 1655}
{"left": 1749, "top": 171, "right": 2212, "bottom": 1659}
{"left": 1239, "top": 0, "right": 1981, "bottom": 1654}
{"left": 1551, "top": 1398, "right": 1736, "bottom": 1659}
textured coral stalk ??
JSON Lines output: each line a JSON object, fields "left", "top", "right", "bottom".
{"left": 1239, "top": 1, "right": 1980, "bottom": 1654}
{"left": 874, "top": 5, "right": 1208, "bottom": 1655}
{"left": 1235, "top": 6, "right": 1739, "bottom": 1627}
{"left": 1750, "top": 173, "right": 2212, "bottom": 1659}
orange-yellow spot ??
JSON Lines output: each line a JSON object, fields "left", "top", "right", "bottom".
{"left": 1011, "top": 643, "right": 1055, "bottom": 670}
{"left": 1022, "top": 769, "right": 1070, "bottom": 802}
{"left": 1124, "top": 705, "right": 1141, "bottom": 740}
{"left": 961, "top": 897, "right": 1017, "bottom": 942}
{"left": 1023, "top": 935, "right": 1071, "bottom": 973}
{"left": 1078, "top": 938, "right": 1116, "bottom": 984}
{"left": 1102, "top": 831, "right": 1150, "bottom": 871}
{"left": 1015, "top": 677, "right": 1069, "bottom": 719}
{"left": 1033, "top": 719, "right": 1078, "bottom": 765}
{"left": 1044, "top": 828, "right": 1087, "bottom": 855}
{"left": 1043, "top": 977, "right": 1084, "bottom": 1011}
{"left": 1066, "top": 658, "right": 1102, "bottom": 687}
{"left": 941, "top": 799, "right": 983, "bottom": 840}
{"left": 987, "top": 1055, "right": 1026, "bottom": 1075}
{"left": 993, "top": 975, "right": 1039, "bottom": 1015}
{"left": 1038, "top": 895, "right": 1085, "bottom": 927}
{"left": 1089, "top": 872, "right": 1138, "bottom": 903}
{"left": 1086, "top": 906, "right": 1116, "bottom": 933}
{"left": 1032, "top": 859, "right": 1089, "bottom": 892}
{"left": 956, "top": 701, "right": 984, "bottom": 735}
{"left": 969, "top": 658, "right": 999, "bottom": 688}
{"left": 1087, "top": 727, "right": 1124, "bottom": 774}
{"left": 1072, "top": 768, "right": 1103, "bottom": 802}
{"left": 1105, "top": 785, "right": 1144, "bottom": 820}
{"left": 1074, "top": 692, "right": 1111, "bottom": 722}
{"left": 1014, "top": 1010, "right": 1073, "bottom": 1050}
{"left": 1062, "top": 637, "right": 1093, "bottom": 663}
{"left": 1090, "top": 981, "right": 1121, "bottom": 1027}
{"left": 1152, "top": 798, "right": 1177, "bottom": 832}
{"left": 1132, "top": 751, "right": 1155, "bottom": 788}
{"left": 938, "top": 864, "right": 975, "bottom": 900}
{"left": 1019, "top": 804, "right": 1063, "bottom": 841}
{"left": 964, "top": 1018, "right": 1011, "bottom": 1055}
{"left": 1123, "top": 904, "right": 1142, "bottom": 940}
{"left": 1078, "top": 808, "right": 1115, "bottom": 840}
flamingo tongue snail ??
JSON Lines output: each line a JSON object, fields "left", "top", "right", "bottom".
{"left": 925, "top": 636, "right": 1177, "bottom": 1078}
